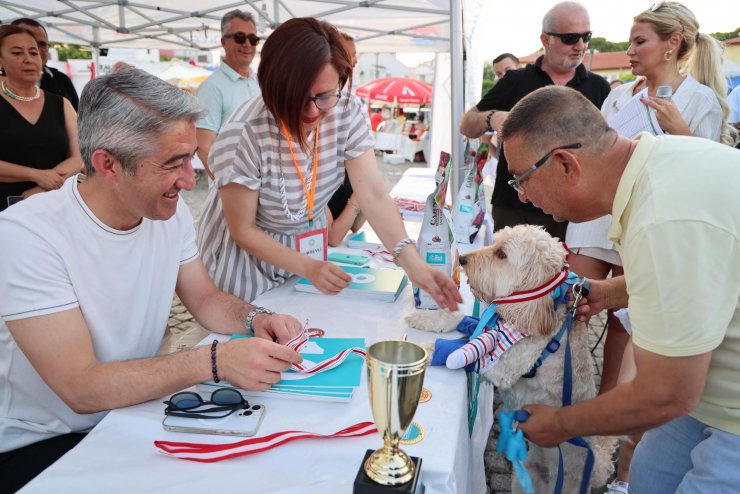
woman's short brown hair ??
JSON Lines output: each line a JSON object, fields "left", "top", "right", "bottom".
{"left": 258, "top": 18, "right": 352, "bottom": 151}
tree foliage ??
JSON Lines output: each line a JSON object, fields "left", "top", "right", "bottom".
{"left": 50, "top": 43, "right": 92, "bottom": 61}
{"left": 711, "top": 27, "right": 740, "bottom": 41}
{"left": 588, "top": 37, "right": 629, "bottom": 53}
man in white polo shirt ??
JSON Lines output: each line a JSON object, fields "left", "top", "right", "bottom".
{"left": 502, "top": 86, "right": 740, "bottom": 494}
{"left": 196, "top": 9, "right": 261, "bottom": 178}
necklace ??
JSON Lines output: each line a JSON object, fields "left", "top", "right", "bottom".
{"left": 277, "top": 123, "right": 320, "bottom": 222}
{"left": 2, "top": 79, "right": 41, "bottom": 102}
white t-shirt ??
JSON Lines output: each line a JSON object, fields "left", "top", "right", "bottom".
{"left": 0, "top": 177, "right": 199, "bottom": 451}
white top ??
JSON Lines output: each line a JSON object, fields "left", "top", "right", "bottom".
{"left": 198, "top": 94, "right": 374, "bottom": 301}
{"left": 0, "top": 177, "right": 198, "bottom": 451}
{"left": 566, "top": 74, "right": 723, "bottom": 252}
{"left": 729, "top": 85, "right": 740, "bottom": 124}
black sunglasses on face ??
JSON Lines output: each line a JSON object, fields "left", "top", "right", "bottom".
{"left": 164, "top": 388, "right": 249, "bottom": 419}
{"left": 224, "top": 32, "right": 260, "bottom": 46}
{"left": 546, "top": 31, "right": 592, "bottom": 45}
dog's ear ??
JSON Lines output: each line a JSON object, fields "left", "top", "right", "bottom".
{"left": 514, "top": 295, "right": 557, "bottom": 337}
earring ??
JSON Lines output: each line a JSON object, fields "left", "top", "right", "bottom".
{"left": 664, "top": 49, "right": 673, "bottom": 61}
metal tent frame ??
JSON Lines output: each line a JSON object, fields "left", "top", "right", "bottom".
{"left": 0, "top": 0, "right": 465, "bottom": 196}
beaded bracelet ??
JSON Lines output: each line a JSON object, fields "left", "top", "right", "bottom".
{"left": 210, "top": 339, "right": 221, "bottom": 383}
{"left": 392, "top": 238, "right": 417, "bottom": 266}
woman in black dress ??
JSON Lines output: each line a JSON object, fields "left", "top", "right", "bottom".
{"left": 0, "top": 25, "right": 82, "bottom": 211}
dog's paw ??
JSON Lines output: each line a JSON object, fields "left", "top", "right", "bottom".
{"left": 405, "top": 309, "right": 463, "bottom": 333}
{"left": 420, "top": 341, "right": 436, "bottom": 366}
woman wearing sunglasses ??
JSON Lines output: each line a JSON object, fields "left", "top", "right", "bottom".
{"left": 565, "top": 3, "right": 733, "bottom": 493}
{"left": 198, "top": 18, "right": 460, "bottom": 310}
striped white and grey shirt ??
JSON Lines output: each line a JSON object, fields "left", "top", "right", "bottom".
{"left": 198, "top": 94, "right": 373, "bottom": 301}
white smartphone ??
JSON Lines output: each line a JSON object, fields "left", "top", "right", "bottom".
{"left": 162, "top": 403, "right": 266, "bottom": 437}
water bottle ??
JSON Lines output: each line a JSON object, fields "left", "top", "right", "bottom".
{"left": 656, "top": 86, "right": 672, "bottom": 102}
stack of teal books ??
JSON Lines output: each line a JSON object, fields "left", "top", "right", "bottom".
{"left": 295, "top": 265, "right": 408, "bottom": 302}
{"left": 198, "top": 336, "right": 366, "bottom": 402}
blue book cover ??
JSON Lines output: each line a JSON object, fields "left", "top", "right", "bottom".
{"left": 295, "top": 265, "right": 408, "bottom": 302}
{"left": 198, "top": 336, "right": 366, "bottom": 402}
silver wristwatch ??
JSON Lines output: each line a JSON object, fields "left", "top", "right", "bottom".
{"left": 245, "top": 306, "right": 274, "bottom": 333}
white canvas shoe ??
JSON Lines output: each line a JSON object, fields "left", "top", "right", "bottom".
{"left": 606, "top": 481, "right": 629, "bottom": 494}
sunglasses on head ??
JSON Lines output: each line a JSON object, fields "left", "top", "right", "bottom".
{"left": 546, "top": 31, "right": 592, "bottom": 45}
{"left": 164, "top": 387, "right": 250, "bottom": 419}
{"left": 224, "top": 32, "right": 260, "bottom": 46}
{"left": 650, "top": 0, "right": 666, "bottom": 11}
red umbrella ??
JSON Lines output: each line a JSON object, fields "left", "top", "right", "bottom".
{"left": 355, "top": 76, "right": 432, "bottom": 105}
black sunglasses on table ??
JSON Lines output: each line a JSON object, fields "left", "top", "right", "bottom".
{"left": 546, "top": 31, "right": 592, "bottom": 45}
{"left": 223, "top": 32, "right": 261, "bottom": 46}
{"left": 163, "top": 388, "right": 250, "bottom": 419}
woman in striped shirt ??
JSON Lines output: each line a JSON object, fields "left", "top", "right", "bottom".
{"left": 198, "top": 17, "right": 460, "bottom": 310}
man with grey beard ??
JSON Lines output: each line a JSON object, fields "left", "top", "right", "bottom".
{"left": 459, "top": 1, "right": 609, "bottom": 241}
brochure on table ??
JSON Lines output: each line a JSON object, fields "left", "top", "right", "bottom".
{"left": 295, "top": 265, "right": 408, "bottom": 302}
{"left": 198, "top": 335, "right": 366, "bottom": 402}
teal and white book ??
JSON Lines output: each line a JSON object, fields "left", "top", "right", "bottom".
{"left": 347, "top": 230, "right": 383, "bottom": 250}
{"left": 198, "top": 336, "right": 366, "bottom": 403}
{"left": 295, "top": 265, "right": 408, "bottom": 302}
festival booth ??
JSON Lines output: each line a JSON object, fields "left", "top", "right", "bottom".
{"left": 0, "top": 2, "right": 500, "bottom": 492}
{"left": 356, "top": 76, "right": 432, "bottom": 163}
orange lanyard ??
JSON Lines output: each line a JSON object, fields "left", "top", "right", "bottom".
{"left": 280, "top": 122, "right": 320, "bottom": 222}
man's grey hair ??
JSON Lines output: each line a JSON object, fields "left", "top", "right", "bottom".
{"left": 78, "top": 67, "right": 204, "bottom": 176}
{"left": 221, "top": 9, "right": 256, "bottom": 35}
{"left": 542, "top": 1, "right": 588, "bottom": 32}
{"left": 502, "top": 86, "right": 613, "bottom": 158}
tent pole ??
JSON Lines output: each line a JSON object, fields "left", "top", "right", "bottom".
{"left": 92, "top": 26, "right": 100, "bottom": 79}
{"left": 449, "top": 0, "right": 465, "bottom": 204}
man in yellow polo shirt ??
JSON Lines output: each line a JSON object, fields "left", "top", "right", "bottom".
{"left": 501, "top": 86, "right": 739, "bottom": 493}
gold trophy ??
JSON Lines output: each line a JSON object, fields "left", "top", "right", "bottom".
{"left": 354, "top": 340, "right": 426, "bottom": 493}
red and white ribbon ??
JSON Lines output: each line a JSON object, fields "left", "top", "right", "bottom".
{"left": 285, "top": 331, "right": 367, "bottom": 374}
{"left": 154, "top": 422, "right": 378, "bottom": 462}
{"left": 364, "top": 247, "right": 393, "bottom": 263}
{"left": 491, "top": 268, "right": 569, "bottom": 305}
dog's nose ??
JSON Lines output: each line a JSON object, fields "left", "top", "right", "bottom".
{"left": 459, "top": 255, "right": 467, "bottom": 266}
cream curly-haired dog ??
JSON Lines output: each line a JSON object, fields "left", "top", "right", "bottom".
{"left": 406, "top": 225, "right": 615, "bottom": 493}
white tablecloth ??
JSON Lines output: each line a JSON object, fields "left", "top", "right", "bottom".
{"left": 20, "top": 245, "right": 494, "bottom": 494}
{"left": 399, "top": 138, "right": 424, "bottom": 162}
{"left": 374, "top": 131, "right": 403, "bottom": 153}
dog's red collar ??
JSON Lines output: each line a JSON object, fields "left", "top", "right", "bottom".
{"left": 490, "top": 243, "right": 570, "bottom": 305}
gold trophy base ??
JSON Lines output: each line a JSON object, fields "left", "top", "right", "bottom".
{"left": 353, "top": 449, "right": 423, "bottom": 494}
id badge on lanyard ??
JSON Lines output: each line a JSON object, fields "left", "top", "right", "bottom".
{"left": 296, "top": 227, "right": 328, "bottom": 261}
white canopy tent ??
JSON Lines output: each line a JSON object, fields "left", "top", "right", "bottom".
{"left": 0, "top": 0, "right": 473, "bottom": 197}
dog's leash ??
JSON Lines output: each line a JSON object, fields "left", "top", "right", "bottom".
{"left": 512, "top": 280, "right": 595, "bottom": 494}
{"left": 521, "top": 272, "right": 585, "bottom": 379}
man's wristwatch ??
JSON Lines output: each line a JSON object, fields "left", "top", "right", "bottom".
{"left": 485, "top": 109, "right": 498, "bottom": 132}
{"left": 245, "top": 306, "right": 274, "bottom": 333}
